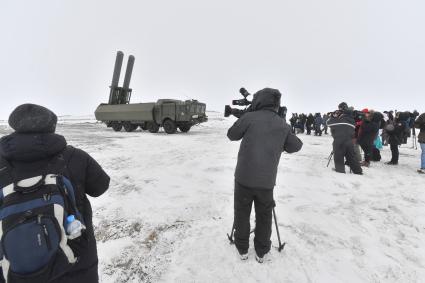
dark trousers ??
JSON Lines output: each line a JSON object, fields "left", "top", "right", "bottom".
{"left": 306, "top": 125, "right": 312, "bottom": 135}
{"left": 390, "top": 143, "right": 399, "bottom": 163}
{"left": 333, "top": 139, "right": 362, "bottom": 174}
{"left": 314, "top": 126, "right": 322, "bottom": 136}
{"left": 360, "top": 142, "right": 372, "bottom": 162}
{"left": 234, "top": 181, "right": 274, "bottom": 257}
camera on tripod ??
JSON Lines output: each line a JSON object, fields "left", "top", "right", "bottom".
{"left": 224, "top": 87, "right": 287, "bottom": 120}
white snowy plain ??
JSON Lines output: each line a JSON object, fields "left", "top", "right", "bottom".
{"left": 1, "top": 112, "right": 424, "bottom": 283}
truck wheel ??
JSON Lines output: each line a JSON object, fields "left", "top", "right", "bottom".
{"left": 179, "top": 125, "right": 191, "bottom": 133}
{"left": 148, "top": 122, "right": 160, "bottom": 133}
{"left": 112, "top": 122, "right": 122, "bottom": 132}
{"left": 124, "top": 122, "right": 136, "bottom": 132}
{"left": 163, "top": 119, "right": 177, "bottom": 134}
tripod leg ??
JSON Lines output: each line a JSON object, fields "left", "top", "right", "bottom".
{"left": 273, "top": 206, "right": 286, "bottom": 252}
{"left": 327, "top": 151, "right": 334, "bottom": 167}
{"left": 227, "top": 222, "right": 235, "bottom": 244}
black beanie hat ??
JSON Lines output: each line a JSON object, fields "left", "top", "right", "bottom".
{"left": 8, "top": 104, "right": 58, "bottom": 133}
{"left": 338, "top": 102, "right": 348, "bottom": 111}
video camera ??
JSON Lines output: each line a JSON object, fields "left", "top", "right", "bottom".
{"left": 224, "top": 88, "right": 253, "bottom": 118}
{"left": 331, "top": 109, "right": 366, "bottom": 123}
{"left": 352, "top": 110, "right": 366, "bottom": 123}
{"left": 224, "top": 87, "right": 287, "bottom": 120}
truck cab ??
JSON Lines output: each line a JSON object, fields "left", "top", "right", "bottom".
{"left": 152, "top": 99, "right": 208, "bottom": 134}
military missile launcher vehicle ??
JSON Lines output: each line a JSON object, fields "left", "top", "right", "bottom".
{"left": 95, "top": 51, "right": 207, "bottom": 134}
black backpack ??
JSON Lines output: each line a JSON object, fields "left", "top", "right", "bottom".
{"left": 0, "top": 151, "right": 84, "bottom": 283}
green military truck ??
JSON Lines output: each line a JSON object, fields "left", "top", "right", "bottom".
{"left": 94, "top": 51, "right": 207, "bottom": 134}
{"left": 95, "top": 99, "right": 207, "bottom": 134}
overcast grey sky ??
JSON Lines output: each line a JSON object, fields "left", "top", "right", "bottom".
{"left": 0, "top": 0, "right": 424, "bottom": 119}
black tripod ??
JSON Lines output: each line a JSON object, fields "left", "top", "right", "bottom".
{"left": 326, "top": 151, "right": 334, "bottom": 167}
{"left": 227, "top": 206, "right": 286, "bottom": 252}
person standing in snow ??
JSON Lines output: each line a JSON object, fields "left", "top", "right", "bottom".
{"left": 381, "top": 112, "right": 391, "bottom": 146}
{"left": 299, "top": 114, "right": 307, "bottom": 133}
{"left": 314, "top": 113, "right": 323, "bottom": 136}
{"left": 357, "top": 109, "right": 379, "bottom": 167}
{"left": 322, "top": 113, "right": 329, "bottom": 135}
{"left": 0, "top": 104, "right": 110, "bottom": 283}
{"left": 414, "top": 112, "right": 425, "bottom": 174}
{"left": 227, "top": 88, "right": 302, "bottom": 263}
{"left": 306, "top": 114, "right": 314, "bottom": 135}
{"left": 289, "top": 113, "right": 298, "bottom": 134}
{"left": 385, "top": 112, "right": 406, "bottom": 165}
{"left": 327, "top": 102, "right": 363, "bottom": 175}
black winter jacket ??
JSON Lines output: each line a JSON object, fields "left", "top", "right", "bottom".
{"left": 415, "top": 113, "right": 425, "bottom": 143}
{"left": 227, "top": 92, "right": 303, "bottom": 189}
{"left": 306, "top": 115, "right": 314, "bottom": 127}
{"left": 357, "top": 120, "right": 379, "bottom": 146}
{"left": 387, "top": 122, "right": 405, "bottom": 145}
{"left": 327, "top": 113, "right": 356, "bottom": 141}
{"left": 0, "top": 133, "right": 110, "bottom": 283}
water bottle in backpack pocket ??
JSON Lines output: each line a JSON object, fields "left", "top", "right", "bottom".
{"left": 65, "top": 215, "right": 85, "bottom": 240}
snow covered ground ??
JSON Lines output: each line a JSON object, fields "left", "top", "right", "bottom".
{"left": 1, "top": 113, "right": 424, "bottom": 283}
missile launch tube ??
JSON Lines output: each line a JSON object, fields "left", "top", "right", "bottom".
{"left": 123, "top": 55, "right": 135, "bottom": 90}
{"left": 111, "top": 51, "right": 124, "bottom": 88}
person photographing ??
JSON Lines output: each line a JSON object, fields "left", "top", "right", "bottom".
{"left": 227, "top": 88, "right": 302, "bottom": 263}
{"left": 327, "top": 102, "right": 363, "bottom": 175}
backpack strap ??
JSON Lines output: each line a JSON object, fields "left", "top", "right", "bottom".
{"left": 0, "top": 158, "right": 14, "bottom": 188}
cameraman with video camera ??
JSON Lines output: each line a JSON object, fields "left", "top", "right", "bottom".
{"left": 327, "top": 102, "right": 363, "bottom": 175}
{"left": 227, "top": 88, "right": 302, "bottom": 263}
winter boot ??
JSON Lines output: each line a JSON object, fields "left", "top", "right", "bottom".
{"left": 418, "top": 169, "right": 425, "bottom": 174}
{"left": 255, "top": 253, "right": 269, "bottom": 264}
{"left": 237, "top": 248, "right": 249, "bottom": 261}
{"left": 239, "top": 253, "right": 248, "bottom": 260}
{"left": 360, "top": 161, "right": 370, "bottom": 167}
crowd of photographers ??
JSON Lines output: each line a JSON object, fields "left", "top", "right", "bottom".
{"left": 225, "top": 88, "right": 424, "bottom": 175}
{"left": 289, "top": 104, "right": 425, "bottom": 174}
{"left": 225, "top": 87, "right": 424, "bottom": 264}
